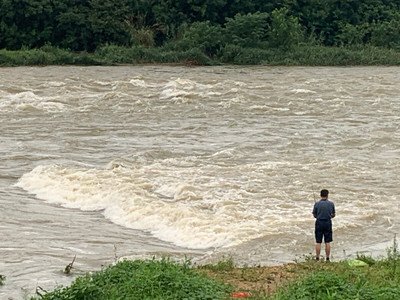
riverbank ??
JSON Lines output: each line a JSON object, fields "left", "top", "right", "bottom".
{"left": 200, "top": 252, "right": 400, "bottom": 299}
{"left": 1, "top": 44, "right": 400, "bottom": 67}
{"left": 28, "top": 245, "right": 400, "bottom": 300}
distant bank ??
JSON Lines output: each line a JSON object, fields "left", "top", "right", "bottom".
{"left": 1, "top": 44, "right": 400, "bottom": 67}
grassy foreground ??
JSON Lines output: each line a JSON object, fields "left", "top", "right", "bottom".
{"left": 31, "top": 248, "right": 400, "bottom": 300}
{"left": 2, "top": 44, "right": 400, "bottom": 67}
{"left": 200, "top": 254, "right": 400, "bottom": 299}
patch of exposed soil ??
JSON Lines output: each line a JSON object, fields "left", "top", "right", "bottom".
{"left": 198, "top": 263, "right": 308, "bottom": 296}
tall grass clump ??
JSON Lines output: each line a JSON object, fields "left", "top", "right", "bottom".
{"left": 33, "top": 258, "right": 232, "bottom": 300}
{"left": 200, "top": 256, "right": 235, "bottom": 272}
{"left": 384, "top": 234, "right": 400, "bottom": 279}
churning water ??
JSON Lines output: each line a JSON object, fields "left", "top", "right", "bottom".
{"left": 1, "top": 66, "right": 399, "bottom": 298}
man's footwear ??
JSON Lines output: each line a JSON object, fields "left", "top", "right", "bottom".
{"left": 315, "top": 257, "right": 320, "bottom": 261}
{"left": 326, "top": 257, "right": 330, "bottom": 262}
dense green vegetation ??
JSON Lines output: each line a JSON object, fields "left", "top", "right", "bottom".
{"left": 2, "top": 44, "right": 400, "bottom": 66}
{"left": 1, "top": 0, "right": 400, "bottom": 65}
{"left": 33, "top": 258, "right": 232, "bottom": 300}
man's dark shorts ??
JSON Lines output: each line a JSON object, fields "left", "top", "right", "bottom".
{"left": 315, "top": 219, "right": 333, "bottom": 243}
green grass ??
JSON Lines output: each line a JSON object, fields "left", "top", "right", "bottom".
{"left": 94, "top": 45, "right": 215, "bottom": 65}
{"left": 0, "top": 45, "right": 106, "bottom": 66}
{"left": 268, "top": 238, "right": 400, "bottom": 300}
{"left": 0, "top": 274, "right": 5, "bottom": 286}
{"left": 32, "top": 258, "right": 232, "bottom": 300}
{"left": 271, "top": 258, "right": 400, "bottom": 300}
{"left": 199, "top": 256, "right": 236, "bottom": 272}
{"left": 2, "top": 44, "right": 400, "bottom": 66}
{"left": 200, "top": 238, "right": 400, "bottom": 300}
{"left": 27, "top": 250, "right": 400, "bottom": 300}
{"left": 219, "top": 44, "right": 400, "bottom": 66}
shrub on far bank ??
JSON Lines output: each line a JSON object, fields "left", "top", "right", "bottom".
{"left": 217, "top": 44, "right": 400, "bottom": 66}
{"left": 286, "top": 45, "right": 400, "bottom": 66}
{"left": 95, "top": 44, "right": 214, "bottom": 65}
{"left": 167, "top": 21, "right": 225, "bottom": 57}
{"left": 219, "top": 44, "right": 275, "bottom": 65}
{"left": 95, "top": 44, "right": 157, "bottom": 63}
{"left": 0, "top": 45, "right": 105, "bottom": 66}
{"left": 161, "top": 48, "right": 215, "bottom": 65}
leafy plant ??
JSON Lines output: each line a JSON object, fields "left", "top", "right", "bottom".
{"left": 268, "top": 8, "right": 304, "bottom": 49}
{"left": 224, "top": 12, "right": 269, "bottom": 48}
{"left": 335, "top": 23, "right": 369, "bottom": 46}
{"left": 370, "top": 13, "right": 400, "bottom": 49}
{"left": 171, "top": 21, "right": 225, "bottom": 57}
{"left": 130, "top": 27, "right": 155, "bottom": 47}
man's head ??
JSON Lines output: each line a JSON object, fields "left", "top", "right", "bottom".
{"left": 320, "top": 189, "right": 329, "bottom": 198}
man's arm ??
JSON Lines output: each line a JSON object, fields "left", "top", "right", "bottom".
{"left": 331, "top": 203, "right": 336, "bottom": 218}
{"left": 312, "top": 202, "right": 317, "bottom": 218}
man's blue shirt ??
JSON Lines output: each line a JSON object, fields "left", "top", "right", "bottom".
{"left": 313, "top": 199, "right": 335, "bottom": 220}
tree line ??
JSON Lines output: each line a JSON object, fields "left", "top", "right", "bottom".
{"left": 1, "top": 0, "right": 399, "bottom": 53}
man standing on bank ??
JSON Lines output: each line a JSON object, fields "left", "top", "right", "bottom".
{"left": 313, "top": 189, "right": 335, "bottom": 261}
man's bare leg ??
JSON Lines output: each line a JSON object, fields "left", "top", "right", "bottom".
{"left": 325, "top": 242, "right": 331, "bottom": 260}
{"left": 315, "top": 243, "right": 321, "bottom": 260}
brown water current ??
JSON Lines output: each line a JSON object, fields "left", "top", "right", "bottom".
{"left": 1, "top": 66, "right": 399, "bottom": 298}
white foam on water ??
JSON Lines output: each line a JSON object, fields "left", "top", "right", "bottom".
{"left": 14, "top": 164, "right": 223, "bottom": 248}
{"left": 15, "top": 160, "right": 320, "bottom": 250}
{"left": 129, "top": 78, "right": 152, "bottom": 88}
{"left": 38, "top": 81, "right": 66, "bottom": 88}
{"left": 291, "top": 88, "right": 317, "bottom": 94}
{"left": 0, "top": 91, "right": 65, "bottom": 112}
{"left": 159, "top": 78, "right": 217, "bottom": 103}
{"left": 101, "top": 91, "right": 131, "bottom": 101}
{"left": 91, "top": 80, "right": 113, "bottom": 86}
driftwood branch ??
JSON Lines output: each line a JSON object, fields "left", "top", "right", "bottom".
{"left": 64, "top": 255, "right": 76, "bottom": 274}
{"left": 35, "top": 285, "right": 48, "bottom": 298}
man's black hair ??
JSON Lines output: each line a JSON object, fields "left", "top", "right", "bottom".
{"left": 320, "top": 189, "right": 329, "bottom": 197}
